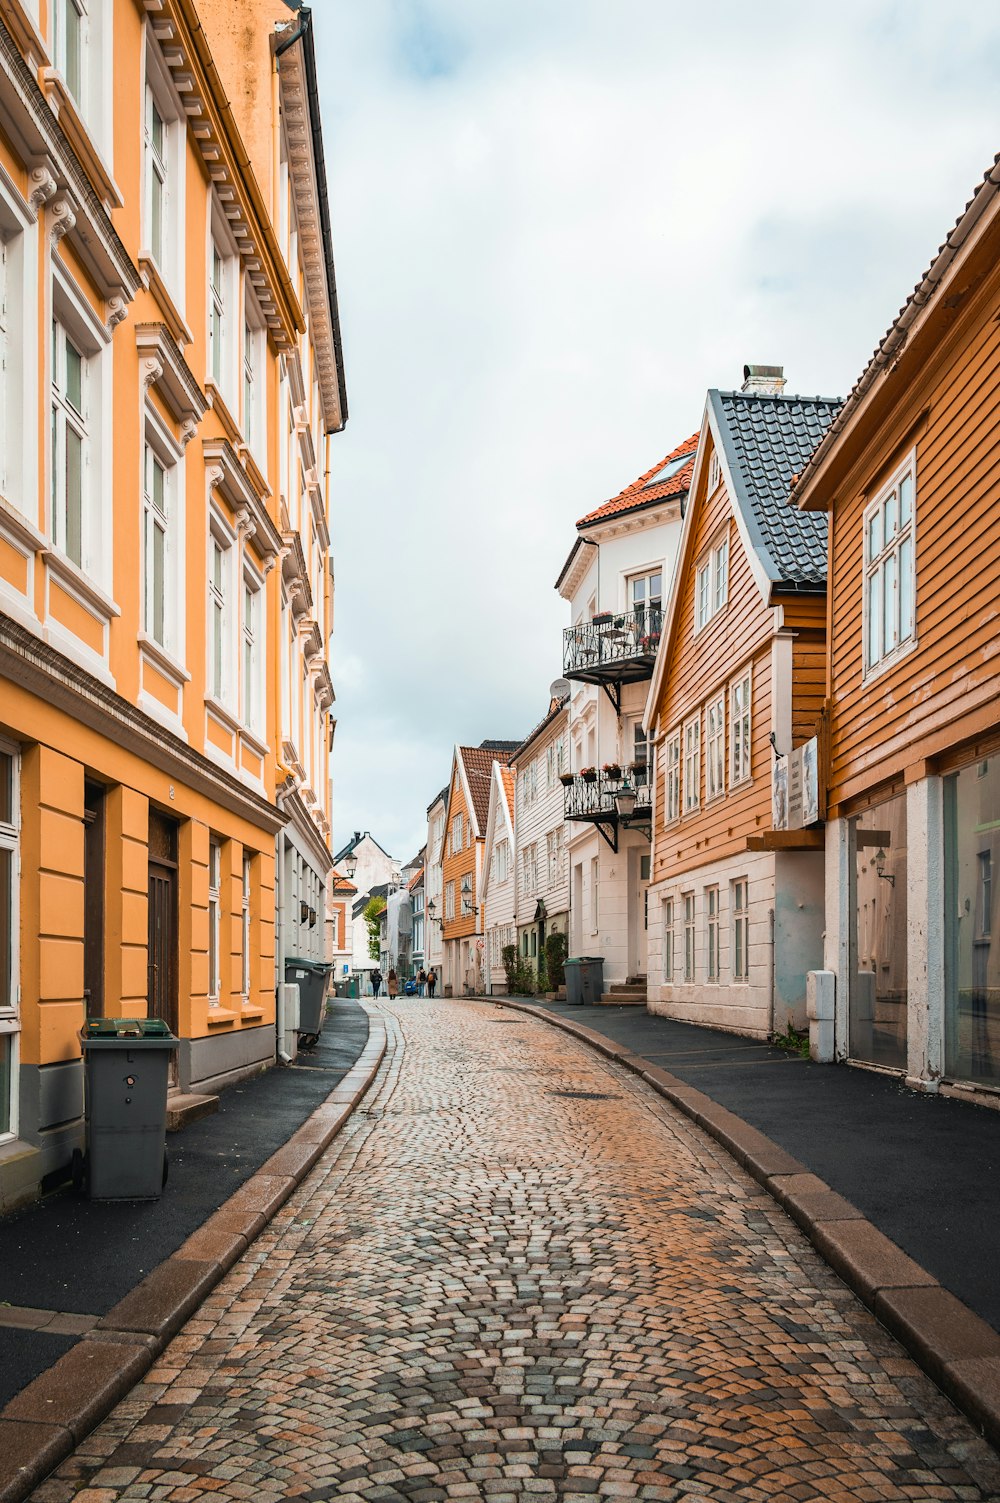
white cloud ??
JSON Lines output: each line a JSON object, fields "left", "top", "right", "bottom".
{"left": 314, "top": 1, "right": 1000, "bottom": 860}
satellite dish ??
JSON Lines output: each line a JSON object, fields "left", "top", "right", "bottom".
{"left": 549, "top": 678, "right": 570, "bottom": 700}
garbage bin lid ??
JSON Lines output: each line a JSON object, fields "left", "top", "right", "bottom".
{"left": 82, "top": 1016, "right": 175, "bottom": 1038}
{"left": 284, "top": 957, "right": 332, "bottom": 973}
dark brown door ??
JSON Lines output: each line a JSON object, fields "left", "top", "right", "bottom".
{"left": 147, "top": 810, "right": 179, "bottom": 1079}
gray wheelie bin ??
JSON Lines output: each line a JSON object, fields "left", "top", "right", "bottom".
{"left": 76, "top": 1018, "right": 177, "bottom": 1200}
{"left": 285, "top": 957, "right": 332, "bottom": 1045}
{"left": 579, "top": 957, "right": 605, "bottom": 1005}
{"left": 565, "top": 956, "right": 605, "bottom": 1005}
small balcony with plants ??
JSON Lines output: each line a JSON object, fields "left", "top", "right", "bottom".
{"left": 562, "top": 607, "right": 663, "bottom": 711}
{"left": 562, "top": 763, "right": 652, "bottom": 851}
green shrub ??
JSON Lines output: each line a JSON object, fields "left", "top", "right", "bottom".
{"left": 545, "top": 931, "right": 568, "bottom": 990}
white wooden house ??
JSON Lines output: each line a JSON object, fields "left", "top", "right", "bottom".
{"left": 481, "top": 762, "right": 517, "bottom": 993}
{"left": 513, "top": 697, "right": 571, "bottom": 984}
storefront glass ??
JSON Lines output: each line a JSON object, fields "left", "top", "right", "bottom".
{"left": 851, "top": 793, "right": 908, "bottom": 1069}
{"left": 945, "top": 758, "right": 1000, "bottom": 1087}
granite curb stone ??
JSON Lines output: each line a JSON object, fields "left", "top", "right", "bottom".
{"left": 497, "top": 998, "right": 1000, "bottom": 1452}
{"left": 0, "top": 1011, "right": 387, "bottom": 1503}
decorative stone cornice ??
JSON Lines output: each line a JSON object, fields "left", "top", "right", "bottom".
{"left": 28, "top": 164, "right": 57, "bottom": 209}
{"left": 140, "top": 355, "right": 164, "bottom": 392}
{"left": 0, "top": 19, "right": 140, "bottom": 300}
{"left": 135, "top": 323, "right": 208, "bottom": 430}
{"left": 106, "top": 295, "right": 128, "bottom": 333}
{"left": 48, "top": 194, "right": 75, "bottom": 244}
{"left": 203, "top": 439, "right": 283, "bottom": 565}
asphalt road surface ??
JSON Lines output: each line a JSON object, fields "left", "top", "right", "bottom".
{"left": 27, "top": 1001, "right": 1000, "bottom": 1502}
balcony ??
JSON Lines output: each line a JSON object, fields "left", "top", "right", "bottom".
{"left": 563, "top": 608, "right": 662, "bottom": 713}
{"left": 563, "top": 768, "right": 652, "bottom": 852}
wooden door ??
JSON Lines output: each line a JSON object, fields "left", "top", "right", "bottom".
{"left": 147, "top": 809, "right": 179, "bottom": 1084}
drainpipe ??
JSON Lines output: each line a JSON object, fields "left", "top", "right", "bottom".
{"left": 768, "top": 906, "right": 776, "bottom": 1040}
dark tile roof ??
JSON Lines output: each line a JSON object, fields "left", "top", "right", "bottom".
{"left": 459, "top": 744, "right": 518, "bottom": 832}
{"left": 512, "top": 695, "right": 568, "bottom": 762}
{"left": 577, "top": 432, "right": 699, "bottom": 528}
{"left": 710, "top": 391, "right": 843, "bottom": 591}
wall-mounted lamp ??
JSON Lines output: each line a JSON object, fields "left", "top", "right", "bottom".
{"left": 614, "top": 783, "right": 651, "bottom": 841}
{"left": 875, "top": 848, "right": 895, "bottom": 886}
{"left": 300, "top": 900, "right": 310, "bottom": 924}
{"left": 344, "top": 851, "right": 358, "bottom": 880}
{"left": 308, "top": 907, "right": 317, "bottom": 928}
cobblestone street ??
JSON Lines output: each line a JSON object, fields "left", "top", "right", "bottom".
{"left": 29, "top": 1002, "right": 1000, "bottom": 1503}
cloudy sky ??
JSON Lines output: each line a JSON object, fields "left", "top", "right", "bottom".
{"left": 314, "top": 1, "right": 1000, "bottom": 864}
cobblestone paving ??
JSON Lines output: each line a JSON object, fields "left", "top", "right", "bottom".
{"left": 30, "top": 1002, "right": 1000, "bottom": 1503}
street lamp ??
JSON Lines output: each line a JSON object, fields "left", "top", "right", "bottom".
{"left": 344, "top": 851, "right": 358, "bottom": 880}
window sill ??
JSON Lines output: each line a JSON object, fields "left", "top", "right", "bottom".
{"left": 205, "top": 694, "right": 241, "bottom": 733}
{"left": 43, "top": 547, "right": 120, "bottom": 620}
{"left": 862, "top": 636, "right": 918, "bottom": 687}
{"left": 139, "top": 255, "right": 193, "bottom": 349}
{"left": 206, "top": 1007, "right": 236, "bottom": 1027}
{"left": 0, "top": 497, "right": 46, "bottom": 554}
{"left": 138, "top": 631, "right": 191, "bottom": 686}
{"left": 205, "top": 380, "right": 242, "bottom": 447}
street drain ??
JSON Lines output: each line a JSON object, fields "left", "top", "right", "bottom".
{"left": 551, "top": 1089, "right": 620, "bottom": 1100}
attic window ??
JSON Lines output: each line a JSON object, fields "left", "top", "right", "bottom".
{"left": 643, "top": 452, "right": 693, "bottom": 490}
{"left": 709, "top": 452, "right": 721, "bottom": 492}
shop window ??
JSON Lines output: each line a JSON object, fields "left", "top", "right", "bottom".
{"left": 732, "top": 879, "right": 749, "bottom": 983}
{"left": 852, "top": 794, "right": 908, "bottom": 1070}
{"left": 945, "top": 757, "right": 1000, "bottom": 1088}
{"left": 0, "top": 742, "right": 19, "bottom": 1141}
{"left": 683, "top": 892, "right": 695, "bottom": 982}
{"left": 662, "top": 897, "right": 674, "bottom": 983}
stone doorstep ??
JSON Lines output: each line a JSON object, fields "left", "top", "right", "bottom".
{"left": 0, "top": 1012, "right": 388, "bottom": 1503}
{"left": 165, "top": 1093, "right": 219, "bottom": 1132}
{"left": 497, "top": 997, "right": 1000, "bottom": 1453}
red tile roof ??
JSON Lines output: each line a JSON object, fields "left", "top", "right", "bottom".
{"left": 577, "top": 432, "right": 699, "bottom": 528}
{"left": 459, "top": 744, "right": 517, "bottom": 833}
{"left": 407, "top": 866, "right": 424, "bottom": 892}
{"left": 500, "top": 766, "right": 515, "bottom": 824}
{"left": 331, "top": 871, "right": 357, "bottom": 894}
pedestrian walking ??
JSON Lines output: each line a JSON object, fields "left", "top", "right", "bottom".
{"left": 427, "top": 967, "right": 437, "bottom": 998}
{"left": 387, "top": 968, "right": 398, "bottom": 1000}
{"left": 417, "top": 967, "right": 427, "bottom": 997}
{"left": 371, "top": 967, "right": 383, "bottom": 998}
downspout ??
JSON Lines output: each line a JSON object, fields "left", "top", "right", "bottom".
{"left": 768, "top": 906, "right": 776, "bottom": 1040}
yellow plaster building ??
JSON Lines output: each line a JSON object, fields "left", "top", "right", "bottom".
{"left": 0, "top": 0, "right": 346, "bottom": 1209}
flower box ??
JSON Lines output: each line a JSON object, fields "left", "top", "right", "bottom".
{"left": 559, "top": 772, "right": 575, "bottom": 787}
{"left": 580, "top": 768, "right": 598, "bottom": 782}
{"left": 602, "top": 763, "right": 622, "bottom": 779}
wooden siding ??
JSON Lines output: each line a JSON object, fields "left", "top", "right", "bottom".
{"left": 651, "top": 453, "right": 827, "bottom": 885}
{"left": 442, "top": 769, "right": 480, "bottom": 941}
{"left": 827, "top": 264, "right": 1000, "bottom": 811}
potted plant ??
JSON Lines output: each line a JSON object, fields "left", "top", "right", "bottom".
{"left": 603, "top": 761, "right": 622, "bottom": 779}
{"left": 592, "top": 611, "right": 612, "bottom": 627}
{"left": 580, "top": 766, "right": 597, "bottom": 782}
{"left": 559, "top": 771, "right": 575, "bottom": 787}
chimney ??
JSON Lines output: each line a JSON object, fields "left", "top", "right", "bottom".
{"left": 353, "top": 830, "right": 361, "bottom": 843}
{"left": 742, "top": 364, "right": 786, "bottom": 395}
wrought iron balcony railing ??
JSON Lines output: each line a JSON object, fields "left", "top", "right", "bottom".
{"left": 563, "top": 768, "right": 652, "bottom": 821}
{"left": 562, "top": 608, "right": 663, "bottom": 705}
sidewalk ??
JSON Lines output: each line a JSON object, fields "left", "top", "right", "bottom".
{"left": 0, "top": 999, "right": 370, "bottom": 1411}
{"left": 497, "top": 996, "right": 1000, "bottom": 1446}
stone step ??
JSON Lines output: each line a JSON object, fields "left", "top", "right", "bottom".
{"left": 166, "top": 1092, "right": 220, "bottom": 1132}
{"left": 598, "top": 991, "right": 646, "bottom": 1007}
{"left": 610, "top": 981, "right": 646, "bottom": 994}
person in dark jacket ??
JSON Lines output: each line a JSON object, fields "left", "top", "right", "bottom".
{"left": 427, "top": 968, "right": 437, "bottom": 998}
{"left": 371, "top": 967, "right": 383, "bottom": 998}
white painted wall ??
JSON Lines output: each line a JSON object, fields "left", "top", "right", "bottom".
{"left": 424, "top": 796, "right": 447, "bottom": 976}
{"left": 514, "top": 706, "right": 571, "bottom": 961}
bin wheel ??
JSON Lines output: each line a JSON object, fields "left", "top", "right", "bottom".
{"left": 71, "top": 1148, "right": 88, "bottom": 1195}
{"left": 162, "top": 1149, "right": 169, "bottom": 1189}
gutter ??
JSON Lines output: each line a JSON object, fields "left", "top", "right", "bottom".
{"left": 791, "top": 154, "right": 1000, "bottom": 507}
{"left": 276, "top": 8, "right": 349, "bottom": 432}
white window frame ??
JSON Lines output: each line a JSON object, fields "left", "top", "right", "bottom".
{"left": 683, "top": 716, "right": 700, "bottom": 814}
{"left": 452, "top": 813, "right": 462, "bottom": 854}
{"left": 0, "top": 181, "right": 39, "bottom": 516}
{"left": 241, "top": 852, "right": 252, "bottom": 1001}
{"left": 683, "top": 892, "right": 695, "bottom": 982}
{"left": 50, "top": 318, "right": 87, "bottom": 570}
{"left": 53, "top": 0, "right": 112, "bottom": 156}
{"left": 208, "top": 837, "right": 222, "bottom": 1004}
{"left": 207, "top": 509, "right": 236, "bottom": 710}
{"left": 862, "top": 451, "right": 916, "bottom": 680}
{"left": 0, "top": 739, "right": 20, "bottom": 1144}
{"left": 664, "top": 730, "right": 681, "bottom": 824}
{"left": 241, "top": 562, "right": 264, "bottom": 736}
{"left": 662, "top": 897, "right": 674, "bottom": 984}
{"left": 50, "top": 265, "right": 112, "bottom": 589}
{"left": 706, "top": 886, "right": 720, "bottom": 983}
{"left": 208, "top": 209, "right": 239, "bottom": 404}
{"left": 496, "top": 838, "right": 508, "bottom": 884}
{"left": 732, "top": 879, "right": 749, "bottom": 984}
{"left": 243, "top": 282, "right": 266, "bottom": 459}
{"left": 445, "top": 880, "right": 455, "bottom": 921}
{"left": 141, "top": 407, "right": 184, "bottom": 661}
{"left": 709, "top": 451, "right": 721, "bottom": 492}
{"left": 694, "top": 532, "right": 730, "bottom": 632}
{"left": 730, "top": 667, "right": 752, "bottom": 787}
{"left": 706, "top": 694, "right": 725, "bottom": 802}
{"left": 143, "top": 45, "right": 185, "bottom": 299}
